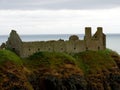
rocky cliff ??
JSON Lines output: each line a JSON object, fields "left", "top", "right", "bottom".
{"left": 0, "top": 49, "right": 120, "bottom": 90}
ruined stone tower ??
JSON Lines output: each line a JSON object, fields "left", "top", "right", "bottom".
{"left": 6, "top": 27, "right": 106, "bottom": 58}
{"left": 84, "top": 27, "right": 106, "bottom": 51}
{"left": 6, "top": 30, "right": 22, "bottom": 56}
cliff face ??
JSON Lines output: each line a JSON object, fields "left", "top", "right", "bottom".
{"left": 0, "top": 62, "right": 32, "bottom": 90}
{"left": 0, "top": 50, "right": 120, "bottom": 90}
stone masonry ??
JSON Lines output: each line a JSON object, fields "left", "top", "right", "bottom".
{"left": 6, "top": 27, "right": 106, "bottom": 58}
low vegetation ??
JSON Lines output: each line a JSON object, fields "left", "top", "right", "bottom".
{"left": 0, "top": 49, "right": 118, "bottom": 74}
{"left": 22, "top": 52, "right": 79, "bottom": 77}
{"left": 0, "top": 49, "right": 119, "bottom": 90}
{"left": 26, "top": 52, "right": 76, "bottom": 67}
{"left": 73, "top": 49, "right": 116, "bottom": 74}
{"left": 0, "top": 50, "right": 22, "bottom": 65}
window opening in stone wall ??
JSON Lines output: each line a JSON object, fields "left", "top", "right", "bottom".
{"left": 86, "top": 47, "right": 88, "bottom": 51}
{"left": 48, "top": 48, "right": 50, "bottom": 51}
{"left": 98, "top": 46, "right": 100, "bottom": 50}
{"left": 12, "top": 48, "right": 15, "bottom": 51}
{"left": 29, "top": 48, "right": 31, "bottom": 51}
{"left": 61, "top": 48, "right": 63, "bottom": 50}
{"left": 95, "top": 36, "right": 97, "bottom": 38}
{"left": 38, "top": 48, "right": 40, "bottom": 51}
{"left": 9, "top": 42, "right": 11, "bottom": 45}
{"left": 74, "top": 47, "right": 76, "bottom": 50}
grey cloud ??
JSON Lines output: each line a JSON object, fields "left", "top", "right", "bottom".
{"left": 0, "top": 0, "right": 120, "bottom": 10}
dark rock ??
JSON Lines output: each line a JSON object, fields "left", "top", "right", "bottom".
{"left": 28, "top": 74, "right": 87, "bottom": 90}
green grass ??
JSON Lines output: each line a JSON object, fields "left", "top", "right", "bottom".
{"left": 73, "top": 49, "right": 116, "bottom": 74}
{"left": 23, "top": 52, "right": 76, "bottom": 69}
{"left": 23, "top": 49, "right": 117, "bottom": 75}
{"left": 0, "top": 50, "right": 22, "bottom": 65}
{"left": 0, "top": 49, "right": 118, "bottom": 75}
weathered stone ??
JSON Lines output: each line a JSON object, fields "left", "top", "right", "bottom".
{"left": 6, "top": 27, "right": 106, "bottom": 58}
{"left": 69, "top": 35, "right": 79, "bottom": 41}
{"left": 0, "top": 43, "right": 6, "bottom": 49}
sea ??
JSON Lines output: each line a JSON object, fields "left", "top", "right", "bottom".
{"left": 0, "top": 34, "right": 120, "bottom": 54}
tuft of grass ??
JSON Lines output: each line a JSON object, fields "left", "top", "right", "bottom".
{"left": 73, "top": 49, "right": 116, "bottom": 74}
{"left": 23, "top": 52, "right": 76, "bottom": 69}
{"left": 0, "top": 50, "right": 22, "bottom": 65}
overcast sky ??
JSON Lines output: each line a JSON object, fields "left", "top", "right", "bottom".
{"left": 0, "top": 0, "right": 120, "bottom": 35}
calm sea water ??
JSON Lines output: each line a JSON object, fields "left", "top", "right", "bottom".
{"left": 0, "top": 34, "right": 120, "bottom": 54}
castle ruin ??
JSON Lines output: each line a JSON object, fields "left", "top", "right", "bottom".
{"left": 6, "top": 27, "right": 106, "bottom": 58}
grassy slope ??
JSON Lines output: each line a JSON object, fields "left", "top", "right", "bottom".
{"left": 0, "top": 50, "right": 33, "bottom": 90}
{"left": 22, "top": 49, "right": 117, "bottom": 75}
{"left": 22, "top": 52, "right": 81, "bottom": 77}
{"left": 24, "top": 52, "right": 76, "bottom": 68}
{"left": 73, "top": 49, "right": 117, "bottom": 74}
{"left": 0, "top": 50, "right": 22, "bottom": 65}
{"left": 0, "top": 49, "right": 119, "bottom": 90}
{"left": 0, "top": 49, "right": 118, "bottom": 75}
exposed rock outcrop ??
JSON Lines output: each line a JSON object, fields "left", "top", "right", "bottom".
{"left": 0, "top": 50, "right": 120, "bottom": 90}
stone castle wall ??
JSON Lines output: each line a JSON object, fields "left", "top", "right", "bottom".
{"left": 6, "top": 27, "right": 106, "bottom": 58}
{"left": 21, "top": 40, "right": 86, "bottom": 57}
